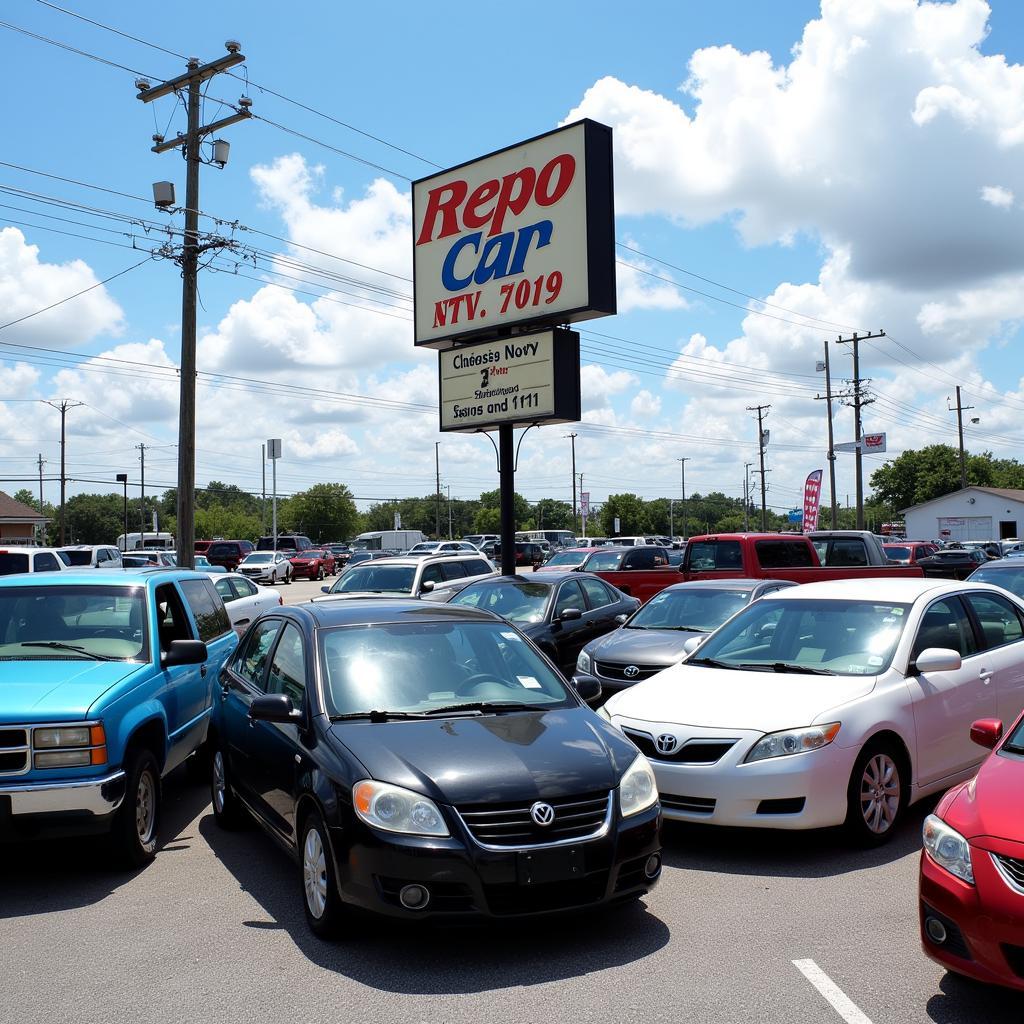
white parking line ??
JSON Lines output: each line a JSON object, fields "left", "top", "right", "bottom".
{"left": 792, "top": 959, "right": 874, "bottom": 1024}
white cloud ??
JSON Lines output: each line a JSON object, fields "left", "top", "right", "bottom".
{"left": 980, "top": 185, "right": 1015, "bottom": 208}
{"left": 630, "top": 389, "right": 662, "bottom": 418}
{"left": 615, "top": 245, "right": 689, "bottom": 313}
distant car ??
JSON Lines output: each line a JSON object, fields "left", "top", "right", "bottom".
{"left": 194, "top": 540, "right": 213, "bottom": 556}
{"left": 917, "top": 549, "right": 989, "bottom": 580}
{"left": 256, "top": 534, "right": 312, "bottom": 553}
{"left": 884, "top": 542, "right": 940, "bottom": 565}
{"left": 534, "top": 547, "right": 604, "bottom": 572}
{"left": 462, "top": 534, "right": 498, "bottom": 549}
{"left": 447, "top": 572, "right": 640, "bottom": 679}
{"left": 207, "top": 572, "right": 282, "bottom": 635}
{"left": 407, "top": 541, "right": 480, "bottom": 555}
{"left": 194, "top": 554, "right": 226, "bottom": 574}
{"left": 492, "top": 542, "right": 546, "bottom": 570}
{"left": 581, "top": 547, "right": 671, "bottom": 572}
{"left": 0, "top": 547, "right": 69, "bottom": 575}
{"left": 206, "top": 539, "right": 255, "bottom": 572}
{"left": 920, "top": 707, "right": 1024, "bottom": 991}
{"left": 57, "top": 545, "right": 123, "bottom": 570}
{"left": 289, "top": 548, "right": 336, "bottom": 580}
{"left": 574, "top": 579, "right": 796, "bottom": 695}
{"left": 237, "top": 551, "right": 292, "bottom": 585}
{"left": 341, "top": 550, "right": 390, "bottom": 571}
{"left": 325, "top": 543, "right": 352, "bottom": 567}
{"left": 318, "top": 553, "right": 495, "bottom": 601}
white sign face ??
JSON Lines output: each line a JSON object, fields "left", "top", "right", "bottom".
{"left": 413, "top": 121, "right": 614, "bottom": 348}
{"left": 863, "top": 432, "right": 887, "bottom": 453}
{"left": 439, "top": 331, "right": 565, "bottom": 431}
{"left": 266, "top": 438, "right": 282, "bottom": 460}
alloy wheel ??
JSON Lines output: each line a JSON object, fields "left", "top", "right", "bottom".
{"left": 859, "top": 753, "right": 900, "bottom": 834}
{"left": 212, "top": 751, "right": 226, "bottom": 814}
{"left": 303, "top": 826, "right": 328, "bottom": 919}
{"left": 135, "top": 768, "right": 156, "bottom": 844}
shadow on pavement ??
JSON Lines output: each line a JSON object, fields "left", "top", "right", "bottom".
{"left": 926, "top": 971, "right": 1021, "bottom": 1023}
{"left": 0, "top": 765, "right": 210, "bottom": 918}
{"left": 660, "top": 797, "right": 936, "bottom": 878}
{"left": 199, "top": 813, "right": 670, "bottom": 994}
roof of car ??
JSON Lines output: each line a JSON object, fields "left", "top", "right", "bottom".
{"left": 0, "top": 567, "right": 207, "bottom": 587}
{"left": 287, "top": 597, "right": 500, "bottom": 628}
{"left": 464, "top": 571, "right": 598, "bottom": 586}
{"left": 758, "top": 577, "right": 981, "bottom": 602}
{"left": 661, "top": 577, "right": 791, "bottom": 591}
{"left": 347, "top": 552, "right": 489, "bottom": 566}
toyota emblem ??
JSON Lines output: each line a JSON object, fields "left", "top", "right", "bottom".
{"left": 623, "top": 665, "right": 641, "bottom": 679}
{"left": 530, "top": 801, "right": 556, "bottom": 826}
{"left": 655, "top": 733, "right": 679, "bottom": 755}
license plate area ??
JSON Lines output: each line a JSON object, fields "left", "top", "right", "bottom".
{"left": 517, "top": 845, "right": 583, "bottom": 885}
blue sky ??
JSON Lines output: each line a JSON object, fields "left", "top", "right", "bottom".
{"left": 3, "top": 0, "right": 1024, "bottom": 519}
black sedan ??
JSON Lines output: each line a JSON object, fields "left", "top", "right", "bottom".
{"left": 209, "top": 599, "right": 661, "bottom": 936}
{"left": 446, "top": 572, "right": 640, "bottom": 678}
{"left": 916, "top": 548, "right": 989, "bottom": 580}
{"left": 574, "top": 578, "right": 796, "bottom": 695}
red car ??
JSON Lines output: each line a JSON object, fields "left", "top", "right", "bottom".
{"left": 288, "top": 548, "right": 335, "bottom": 580}
{"left": 884, "top": 541, "right": 939, "bottom": 564}
{"left": 920, "top": 711, "right": 1024, "bottom": 991}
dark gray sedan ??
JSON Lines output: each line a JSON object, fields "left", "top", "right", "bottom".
{"left": 573, "top": 577, "right": 796, "bottom": 695}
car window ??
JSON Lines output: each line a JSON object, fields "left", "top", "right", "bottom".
{"left": 155, "top": 583, "right": 193, "bottom": 651}
{"left": 754, "top": 540, "right": 815, "bottom": 568}
{"left": 583, "top": 549, "right": 625, "bottom": 571}
{"left": 554, "top": 580, "right": 586, "bottom": 616}
{"left": 33, "top": 552, "right": 60, "bottom": 572}
{"left": 214, "top": 577, "right": 236, "bottom": 602}
{"left": 687, "top": 540, "right": 743, "bottom": 570}
{"left": 267, "top": 623, "right": 306, "bottom": 705}
{"left": 440, "top": 561, "right": 468, "bottom": 580}
{"left": 964, "top": 592, "right": 1024, "bottom": 650}
{"left": 912, "top": 597, "right": 978, "bottom": 660}
{"left": 235, "top": 577, "right": 257, "bottom": 596}
{"left": 625, "top": 548, "right": 656, "bottom": 569}
{"left": 466, "top": 559, "right": 491, "bottom": 577}
{"left": 580, "top": 577, "right": 614, "bottom": 609}
{"left": 179, "top": 579, "right": 231, "bottom": 642}
{"left": 234, "top": 618, "right": 281, "bottom": 690}
{"left": 421, "top": 564, "right": 446, "bottom": 585}
{"left": 825, "top": 539, "right": 869, "bottom": 567}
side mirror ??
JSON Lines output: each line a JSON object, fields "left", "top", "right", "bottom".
{"left": 682, "top": 636, "right": 703, "bottom": 656}
{"left": 420, "top": 580, "right": 435, "bottom": 592}
{"left": 677, "top": 562, "right": 687, "bottom": 573}
{"left": 614, "top": 613, "right": 628, "bottom": 624}
{"left": 970, "top": 718, "right": 1003, "bottom": 750}
{"left": 573, "top": 676, "right": 602, "bottom": 704}
{"left": 912, "top": 648, "right": 962, "bottom": 674}
{"left": 249, "top": 693, "right": 302, "bottom": 724}
{"left": 321, "top": 585, "right": 331, "bottom": 593}
{"left": 558, "top": 607, "right": 583, "bottom": 622}
{"left": 162, "top": 639, "right": 208, "bottom": 667}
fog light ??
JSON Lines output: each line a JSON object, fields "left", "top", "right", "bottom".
{"left": 926, "top": 917, "right": 948, "bottom": 945}
{"left": 399, "top": 884, "right": 430, "bottom": 910}
{"left": 644, "top": 854, "right": 662, "bottom": 880}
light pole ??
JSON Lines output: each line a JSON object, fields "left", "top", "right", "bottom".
{"left": 116, "top": 473, "right": 128, "bottom": 550}
{"left": 564, "top": 432, "right": 578, "bottom": 533}
{"left": 677, "top": 458, "right": 690, "bottom": 540}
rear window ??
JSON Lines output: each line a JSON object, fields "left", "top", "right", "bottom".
{"left": 208, "top": 542, "right": 238, "bottom": 557}
{"left": 179, "top": 579, "right": 231, "bottom": 642}
{"left": 0, "top": 553, "right": 30, "bottom": 575}
{"left": 59, "top": 550, "right": 93, "bottom": 566}
{"left": 687, "top": 540, "right": 743, "bottom": 571}
{"left": 754, "top": 540, "right": 815, "bottom": 569}
{"left": 584, "top": 549, "right": 625, "bottom": 571}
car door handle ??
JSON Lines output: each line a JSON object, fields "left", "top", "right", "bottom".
{"left": 979, "top": 668, "right": 993, "bottom": 683}
{"left": 200, "top": 663, "right": 208, "bottom": 677}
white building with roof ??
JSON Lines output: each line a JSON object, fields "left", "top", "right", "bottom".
{"left": 901, "top": 487, "right": 1024, "bottom": 543}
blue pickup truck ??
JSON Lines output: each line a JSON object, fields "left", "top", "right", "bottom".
{"left": 0, "top": 569, "right": 237, "bottom": 866}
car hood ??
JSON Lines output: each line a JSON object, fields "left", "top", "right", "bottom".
{"left": 604, "top": 663, "right": 877, "bottom": 733}
{"left": 0, "top": 660, "right": 146, "bottom": 722}
{"left": 586, "top": 627, "right": 696, "bottom": 665}
{"left": 328, "top": 709, "right": 636, "bottom": 805}
{"left": 943, "top": 749, "right": 1024, "bottom": 842}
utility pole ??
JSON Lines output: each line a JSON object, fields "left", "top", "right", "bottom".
{"left": 43, "top": 400, "right": 83, "bottom": 546}
{"left": 565, "top": 432, "right": 578, "bottom": 533}
{"left": 116, "top": 473, "right": 128, "bottom": 550}
{"left": 744, "top": 462, "right": 753, "bottom": 531}
{"left": 36, "top": 453, "right": 45, "bottom": 515}
{"left": 677, "top": 458, "right": 690, "bottom": 540}
{"left": 136, "top": 443, "right": 146, "bottom": 550}
{"left": 949, "top": 386, "right": 975, "bottom": 490}
{"left": 137, "top": 44, "right": 250, "bottom": 569}
{"left": 261, "top": 443, "right": 266, "bottom": 534}
{"left": 835, "top": 331, "right": 885, "bottom": 529}
{"left": 814, "top": 341, "right": 839, "bottom": 528}
{"left": 434, "top": 441, "right": 441, "bottom": 539}
{"left": 447, "top": 485, "right": 453, "bottom": 540}
{"left": 669, "top": 499, "right": 674, "bottom": 541}
{"left": 747, "top": 406, "right": 771, "bottom": 530}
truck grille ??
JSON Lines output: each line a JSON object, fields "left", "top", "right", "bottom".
{"left": 456, "top": 791, "right": 611, "bottom": 848}
{"left": 993, "top": 854, "right": 1024, "bottom": 894}
{"left": 0, "top": 728, "right": 29, "bottom": 775}
{"left": 595, "top": 662, "right": 663, "bottom": 682}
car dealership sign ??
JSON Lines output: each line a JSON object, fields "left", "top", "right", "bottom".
{"left": 413, "top": 120, "right": 615, "bottom": 349}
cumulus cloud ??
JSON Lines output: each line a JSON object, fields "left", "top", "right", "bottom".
{"left": 981, "top": 185, "right": 1015, "bottom": 208}
{"left": 615, "top": 245, "right": 689, "bottom": 313}
{"left": 630, "top": 389, "right": 662, "bottom": 418}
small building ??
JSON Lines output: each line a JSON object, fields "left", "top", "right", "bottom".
{"left": 901, "top": 487, "right": 1024, "bottom": 543}
{"left": 0, "top": 491, "right": 49, "bottom": 544}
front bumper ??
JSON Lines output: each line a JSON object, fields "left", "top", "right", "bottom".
{"left": 920, "top": 844, "right": 1024, "bottom": 991}
{"left": 240, "top": 570, "right": 277, "bottom": 583}
{"left": 332, "top": 803, "right": 661, "bottom": 920}
{"left": 0, "top": 770, "right": 126, "bottom": 839}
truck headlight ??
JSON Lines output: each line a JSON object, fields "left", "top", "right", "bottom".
{"left": 923, "top": 814, "right": 974, "bottom": 884}
{"left": 744, "top": 723, "right": 841, "bottom": 763}
{"left": 32, "top": 723, "right": 107, "bottom": 769}
{"left": 352, "top": 780, "right": 449, "bottom": 837}
{"left": 619, "top": 753, "right": 658, "bottom": 817}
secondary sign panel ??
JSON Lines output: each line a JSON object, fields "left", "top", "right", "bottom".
{"left": 438, "top": 329, "right": 581, "bottom": 432}
{"left": 413, "top": 120, "right": 615, "bottom": 350}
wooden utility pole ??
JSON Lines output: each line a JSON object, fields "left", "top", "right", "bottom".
{"left": 747, "top": 405, "right": 771, "bottom": 530}
{"left": 435, "top": 441, "right": 441, "bottom": 539}
{"left": 565, "top": 432, "right": 578, "bottom": 533}
{"left": 677, "top": 457, "right": 690, "bottom": 540}
{"left": 137, "top": 443, "right": 147, "bottom": 549}
{"left": 43, "top": 400, "right": 82, "bottom": 545}
{"left": 835, "top": 331, "right": 885, "bottom": 529}
{"left": 814, "top": 340, "right": 839, "bottom": 528}
{"left": 949, "top": 386, "right": 974, "bottom": 490}
{"left": 137, "top": 45, "right": 250, "bottom": 568}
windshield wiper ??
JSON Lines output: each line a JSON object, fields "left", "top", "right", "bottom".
{"left": 664, "top": 625, "right": 709, "bottom": 632}
{"left": 421, "top": 700, "right": 549, "bottom": 715}
{"left": 746, "top": 662, "right": 837, "bottom": 676}
{"left": 687, "top": 657, "right": 740, "bottom": 670}
{"left": 17, "top": 641, "right": 117, "bottom": 662}
{"left": 330, "top": 709, "right": 436, "bottom": 722}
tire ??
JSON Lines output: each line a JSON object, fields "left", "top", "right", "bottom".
{"left": 300, "top": 808, "right": 345, "bottom": 939}
{"left": 317, "top": 567, "right": 325, "bottom": 581}
{"left": 110, "top": 747, "right": 161, "bottom": 869}
{"left": 284, "top": 569, "right": 292, "bottom": 585}
{"left": 844, "top": 741, "right": 907, "bottom": 846}
{"left": 210, "top": 744, "right": 245, "bottom": 829}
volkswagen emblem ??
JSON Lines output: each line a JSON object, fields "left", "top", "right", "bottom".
{"left": 530, "top": 801, "right": 555, "bottom": 826}
{"left": 623, "top": 665, "right": 641, "bottom": 679}
{"left": 656, "top": 733, "right": 679, "bottom": 755}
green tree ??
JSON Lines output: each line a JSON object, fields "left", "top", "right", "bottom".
{"left": 65, "top": 493, "right": 125, "bottom": 545}
{"left": 283, "top": 483, "right": 359, "bottom": 543}
{"left": 869, "top": 445, "right": 998, "bottom": 511}
{"left": 473, "top": 507, "right": 502, "bottom": 533}
{"left": 477, "top": 489, "right": 532, "bottom": 529}
{"left": 599, "top": 493, "right": 649, "bottom": 536}
{"left": 529, "top": 498, "right": 572, "bottom": 531}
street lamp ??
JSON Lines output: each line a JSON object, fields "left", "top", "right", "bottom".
{"left": 115, "top": 473, "right": 128, "bottom": 551}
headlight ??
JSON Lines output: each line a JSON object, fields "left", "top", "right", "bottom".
{"left": 352, "top": 780, "right": 449, "bottom": 837}
{"left": 32, "top": 723, "right": 107, "bottom": 769}
{"left": 576, "top": 649, "right": 593, "bottom": 675}
{"left": 34, "top": 726, "right": 90, "bottom": 748}
{"left": 923, "top": 814, "right": 974, "bottom": 884}
{"left": 744, "top": 722, "right": 841, "bottom": 763}
{"left": 619, "top": 753, "right": 658, "bottom": 817}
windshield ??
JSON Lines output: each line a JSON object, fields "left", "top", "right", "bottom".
{"left": 583, "top": 549, "right": 625, "bottom": 571}
{"left": 969, "top": 566, "right": 1024, "bottom": 598}
{"left": 329, "top": 565, "right": 416, "bottom": 594}
{"left": 244, "top": 553, "right": 274, "bottom": 564}
{"left": 58, "top": 550, "right": 93, "bottom": 566}
{"left": 885, "top": 546, "right": 911, "bottom": 562}
{"left": 320, "top": 620, "right": 571, "bottom": 717}
{"left": 690, "top": 597, "right": 910, "bottom": 676}
{"left": 542, "top": 550, "right": 586, "bottom": 568}
{"left": 630, "top": 588, "right": 753, "bottom": 632}
{"left": 1005, "top": 714, "right": 1024, "bottom": 753}
{"left": 409, "top": 542, "right": 440, "bottom": 552}
{"left": 450, "top": 581, "right": 551, "bottom": 624}
{"left": 0, "top": 585, "right": 149, "bottom": 661}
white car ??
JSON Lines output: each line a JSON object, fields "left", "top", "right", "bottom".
{"left": 600, "top": 578, "right": 1024, "bottom": 845}
{"left": 0, "top": 546, "right": 70, "bottom": 575}
{"left": 206, "top": 572, "right": 282, "bottom": 635}
{"left": 57, "top": 545, "right": 123, "bottom": 569}
{"left": 237, "top": 551, "right": 292, "bottom": 585}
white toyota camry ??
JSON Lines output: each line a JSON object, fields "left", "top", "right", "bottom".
{"left": 599, "top": 578, "right": 1024, "bottom": 844}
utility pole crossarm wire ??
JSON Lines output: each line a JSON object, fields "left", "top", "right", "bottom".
{"left": 137, "top": 45, "right": 250, "bottom": 570}
{"left": 42, "top": 399, "right": 83, "bottom": 546}
{"left": 746, "top": 405, "right": 771, "bottom": 531}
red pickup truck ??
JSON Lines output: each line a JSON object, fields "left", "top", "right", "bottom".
{"left": 592, "top": 533, "right": 924, "bottom": 603}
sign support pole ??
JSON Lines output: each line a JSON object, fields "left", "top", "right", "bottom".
{"left": 499, "top": 424, "right": 516, "bottom": 576}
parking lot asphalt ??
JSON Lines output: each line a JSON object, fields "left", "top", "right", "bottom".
{"left": 2, "top": 575, "right": 1017, "bottom": 1024}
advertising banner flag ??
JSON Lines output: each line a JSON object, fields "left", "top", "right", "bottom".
{"left": 580, "top": 491, "right": 590, "bottom": 516}
{"left": 802, "top": 470, "right": 824, "bottom": 534}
